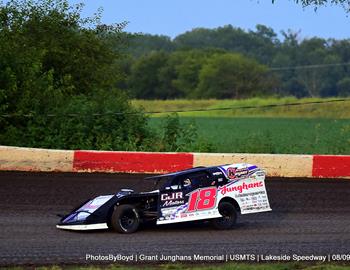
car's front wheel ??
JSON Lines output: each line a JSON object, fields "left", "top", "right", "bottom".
{"left": 211, "top": 202, "right": 237, "bottom": 230}
{"left": 110, "top": 204, "right": 140, "bottom": 233}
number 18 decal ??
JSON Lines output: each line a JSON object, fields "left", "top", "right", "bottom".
{"left": 187, "top": 187, "right": 217, "bottom": 212}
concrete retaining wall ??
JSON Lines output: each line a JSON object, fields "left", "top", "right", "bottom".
{"left": 0, "top": 146, "right": 349, "bottom": 178}
{"left": 0, "top": 146, "right": 73, "bottom": 172}
{"left": 193, "top": 153, "right": 313, "bottom": 178}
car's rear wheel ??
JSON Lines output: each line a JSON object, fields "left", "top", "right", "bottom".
{"left": 211, "top": 202, "right": 237, "bottom": 230}
{"left": 110, "top": 204, "right": 140, "bottom": 233}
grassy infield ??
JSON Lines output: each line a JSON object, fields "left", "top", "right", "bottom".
{"left": 133, "top": 97, "right": 350, "bottom": 155}
{"left": 8, "top": 98, "right": 350, "bottom": 270}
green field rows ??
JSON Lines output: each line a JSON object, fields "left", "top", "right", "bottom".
{"left": 149, "top": 117, "right": 350, "bottom": 154}
{"left": 132, "top": 97, "right": 350, "bottom": 119}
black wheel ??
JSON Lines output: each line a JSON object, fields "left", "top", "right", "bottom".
{"left": 211, "top": 202, "right": 237, "bottom": 230}
{"left": 110, "top": 204, "right": 140, "bottom": 233}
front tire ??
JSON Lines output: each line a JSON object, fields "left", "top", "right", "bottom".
{"left": 110, "top": 204, "right": 140, "bottom": 233}
{"left": 211, "top": 202, "right": 237, "bottom": 230}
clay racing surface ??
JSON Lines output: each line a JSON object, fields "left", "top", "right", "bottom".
{"left": 0, "top": 171, "right": 349, "bottom": 265}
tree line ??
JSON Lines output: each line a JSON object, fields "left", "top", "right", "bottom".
{"left": 121, "top": 25, "right": 350, "bottom": 99}
{"left": 1, "top": 0, "right": 349, "bottom": 151}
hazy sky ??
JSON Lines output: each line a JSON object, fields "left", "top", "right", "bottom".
{"left": 69, "top": 0, "right": 350, "bottom": 40}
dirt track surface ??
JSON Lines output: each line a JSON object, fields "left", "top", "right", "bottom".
{"left": 0, "top": 171, "right": 350, "bottom": 266}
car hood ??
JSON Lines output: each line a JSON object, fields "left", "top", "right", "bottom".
{"left": 59, "top": 189, "right": 159, "bottom": 225}
{"left": 60, "top": 194, "right": 114, "bottom": 224}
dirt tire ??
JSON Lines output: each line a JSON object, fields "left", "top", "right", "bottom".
{"left": 211, "top": 202, "right": 237, "bottom": 230}
{"left": 110, "top": 204, "right": 140, "bottom": 234}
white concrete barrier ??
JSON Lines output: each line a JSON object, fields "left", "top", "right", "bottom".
{"left": 193, "top": 153, "right": 313, "bottom": 178}
{"left": 0, "top": 146, "right": 349, "bottom": 178}
{"left": 0, "top": 146, "right": 73, "bottom": 172}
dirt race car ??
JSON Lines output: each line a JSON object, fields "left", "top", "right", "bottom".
{"left": 56, "top": 164, "right": 271, "bottom": 233}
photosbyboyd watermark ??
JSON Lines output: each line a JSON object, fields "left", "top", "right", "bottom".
{"left": 85, "top": 253, "right": 350, "bottom": 263}
{"left": 86, "top": 254, "right": 135, "bottom": 262}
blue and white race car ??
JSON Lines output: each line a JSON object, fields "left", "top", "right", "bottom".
{"left": 57, "top": 164, "right": 271, "bottom": 233}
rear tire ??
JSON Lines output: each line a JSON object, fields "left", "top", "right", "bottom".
{"left": 110, "top": 204, "right": 140, "bottom": 234}
{"left": 211, "top": 202, "right": 237, "bottom": 230}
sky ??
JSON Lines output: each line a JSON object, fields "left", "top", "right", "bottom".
{"left": 69, "top": 0, "right": 350, "bottom": 41}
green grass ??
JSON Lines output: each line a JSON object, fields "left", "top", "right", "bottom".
{"left": 6, "top": 263, "right": 350, "bottom": 270}
{"left": 133, "top": 98, "right": 350, "bottom": 154}
{"left": 149, "top": 117, "right": 350, "bottom": 154}
{"left": 132, "top": 97, "right": 350, "bottom": 119}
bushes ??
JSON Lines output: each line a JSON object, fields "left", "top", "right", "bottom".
{"left": 156, "top": 113, "right": 215, "bottom": 152}
{"left": 0, "top": 91, "right": 152, "bottom": 150}
{"left": 0, "top": 93, "right": 214, "bottom": 152}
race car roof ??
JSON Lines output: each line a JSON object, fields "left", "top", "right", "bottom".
{"left": 144, "top": 166, "right": 210, "bottom": 180}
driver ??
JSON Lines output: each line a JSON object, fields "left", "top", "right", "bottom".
{"left": 183, "top": 178, "right": 192, "bottom": 188}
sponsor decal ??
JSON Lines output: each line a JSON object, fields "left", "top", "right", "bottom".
{"left": 169, "top": 203, "right": 188, "bottom": 219}
{"left": 227, "top": 167, "right": 249, "bottom": 180}
{"left": 161, "top": 192, "right": 183, "bottom": 201}
{"left": 256, "top": 171, "right": 265, "bottom": 177}
{"left": 218, "top": 181, "right": 263, "bottom": 195}
{"left": 187, "top": 187, "right": 217, "bottom": 212}
{"left": 227, "top": 167, "right": 237, "bottom": 179}
{"left": 79, "top": 195, "right": 113, "bottom": 212}
{"left": 235, "top": 191, "right": 266, "bottom": 197}
{"left": 248, "top": 165, "right": 258, "bottom": 170}
{"left": 235, "top": 168, "right": 249, "bottom": 178}
{"left": 162, "top": 200, "right": 184, "bottom": 207}
{"left": 160, "top": 192, "right": 185, "bottom": 207}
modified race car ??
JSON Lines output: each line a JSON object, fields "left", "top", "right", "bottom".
{"left": 56, "top": 164, "right": 271, "bottom": 233}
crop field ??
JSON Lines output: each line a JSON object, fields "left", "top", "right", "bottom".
{"left": 134, "top": 97, "right": 350, "bottom": 155}
{"left": 148, "top": 117, "right": 350, "bottom": 155}
{"left": 132, "top": 97, "right": 350, "bottom": 154}
{"left": 132, "top": 97, "right": 350, "bottom": 118}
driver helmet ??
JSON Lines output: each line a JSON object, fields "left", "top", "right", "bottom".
{"left": 183, "top": 178, "right": 191, "bottom": 187}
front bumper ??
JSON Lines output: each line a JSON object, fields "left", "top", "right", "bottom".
{"left": 56, "top": 223, "right": 108, "bottom": 231}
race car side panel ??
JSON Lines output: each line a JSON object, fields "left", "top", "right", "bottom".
{"left": 218, "top": 164, "right": 271, "bottom": 214}
{"left": 157, "top": 163, "right": 271, "bottom": 225}
{"left": 157, "top": 186, "right": 221, "bottom": 225}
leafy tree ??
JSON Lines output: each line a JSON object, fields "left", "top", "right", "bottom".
{"left": 196, "top": 53, "right": 272, "bottom": 99}
{"left": 170, "top": 49, "right": 224, "bottom": 98}
{"left": 126, "top": 25, "right": 350, "bottom": 100}
{"left": 0, "top": 0, "right": 127, "bottom": 112}
{"left": 0, "top": 0, "right": 153, "bottom": 150}
{"left": 128, "top": 51, "right": 172, "bottom": 99}
{"left": 129, "top": 49, "right": 231, "bottom": 99}
{"left": 337, "top": 77, "right": 350, "bottom": 96}
{"left": 173, "top": 25, "right": 279, "bottom": 65}
{"left": 319, "top": 54, "right": 344, "bottom": 96}
{"left": 126, "top": 33, "right": 175, "bottom": 57}
{"left": 295, "top": 38, "right": 328, "bottom": 97}
{"left": 273, "top": 0, "right": 350, "bottom": 12}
